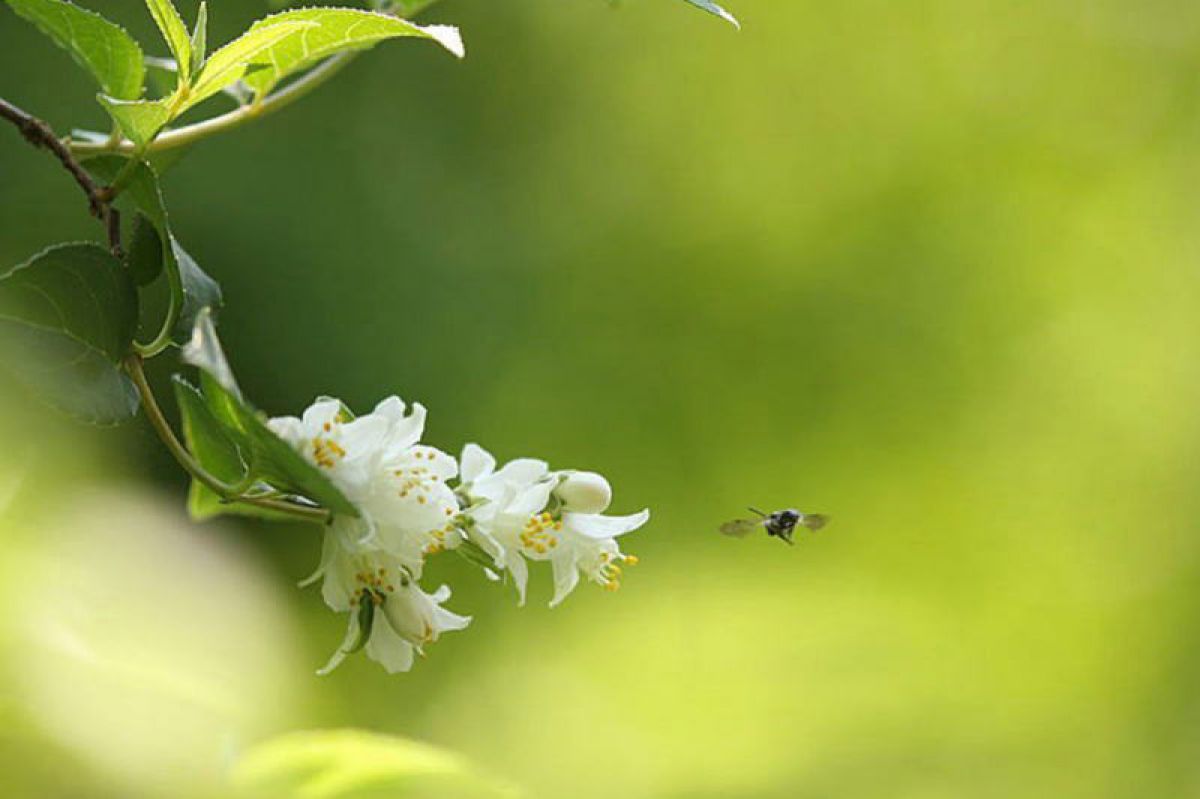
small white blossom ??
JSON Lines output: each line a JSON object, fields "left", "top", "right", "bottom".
{"left": 270, "top": 401, "right": 650, "bottom": 675}
{"left": 269, "top": 396, "right": 461, "bottom": 576}
{"left": 315, "top": 519, "right": 470, "bottom": 675}
{"left": 457, "top": 444, "right": 648, "bottom": 606}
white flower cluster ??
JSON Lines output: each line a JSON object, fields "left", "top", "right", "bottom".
{"left": 268, "top": 397, "right": 648, "bottom": 674}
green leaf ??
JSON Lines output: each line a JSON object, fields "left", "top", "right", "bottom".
{"left": 187, "top": 482, "right": 301, "bottom": 522}
{"left": 190, "top": 1, "right": 208, "bottom": 71}
{"left": 85, "top": 156, "right": 222, "bottom": 345}
{"left": 144, "top": 0, "right": 192, "bottom": 81}
{"left": 683, "top": 0, "right": 740, "bottom": 28}
{"left": 126, "top": 213, "right": 163, "bottom": 287}
{"left": 0, "top": 243, "right": 140, "bottom": 425}
{"left": 174, "top": 375, "right": 246, "bottom": 484}
{"left": 4, "top": 0, "right": 144, "bottom": 100}
{"left": 177, "top": 372, "right": 304, "bottom": 523}
{"left": 96, "top": 95, "right": 171, "bottom": 148}
{"left": 0, "top": 243, "right": 137, "bottom": 362}
{"left": 242, "top": 8, "right": 465, "bottom": 98}
{"left": 172, "top": 239, "right": 223, "bottom": 344}
{"left": 182, "top": 311, "right": 359, "bottom": 517}
{"left": 231, "top": 729, "right": 518, "bottom": 799}
{"left": 184, "top": 20, "right": 316, "bottom": 111}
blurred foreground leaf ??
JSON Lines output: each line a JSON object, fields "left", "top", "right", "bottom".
{"left": 232, "top": 729, "right": 518, "bottom": 799}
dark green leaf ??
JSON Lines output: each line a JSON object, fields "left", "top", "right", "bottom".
{"left": 0, "top": 243, "right": 137, "bottom": 362}
{"left": 85, "top": 156, "right": 222, "bottom": 344}
{"left": 0, "top": 243, "right": 139, "bottom": 425}
{"left": 126, "top": 213, "right": 163, "bottom": 287}
{"left": 4, "top": 0, "right": 144, "bottom": 100}
{"left": 172, "top": 239, "right": 222, "bottom": 344}
{"left": 0, "top": 321, "right": 139, "bottom": 424}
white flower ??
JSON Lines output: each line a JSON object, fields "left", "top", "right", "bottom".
{"left": 457, "top": 444, "right": 649, "bottom": 606}
{"left": 269, "top": 396, "right": 461, "bottom": 575}
{"left": 546, "top": 509, "right": 648, "bottom": 607}
{"left": 314, "top": 519, "right": 470, "bottom": 674}
{"left": 267, "top": 397, "right": 391, "bottom": 498}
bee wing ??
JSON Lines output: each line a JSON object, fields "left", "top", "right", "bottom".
{"left": 801, "top": 513, "right": 830, "bottom": 531}
{"left": 719, "top": 518, "right": 762, "bottom": 538}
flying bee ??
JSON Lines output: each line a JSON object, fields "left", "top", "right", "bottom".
{"left": 719, "top": 507, "right": 829, "bottom": 545}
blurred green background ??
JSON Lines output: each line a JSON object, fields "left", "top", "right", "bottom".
{"left": 3, "top": 0, "right": 1200, "bottom": 796}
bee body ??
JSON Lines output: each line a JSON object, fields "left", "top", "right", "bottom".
{"left": 719, "top": 506, "right": 829, "bottom": 545}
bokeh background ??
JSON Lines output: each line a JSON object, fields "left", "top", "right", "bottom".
{"left": 2, "top": 0, "right": 1200, "bottom": 796}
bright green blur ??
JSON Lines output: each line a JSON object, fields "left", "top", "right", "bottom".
{"left": 2, "top": 0, "right": 1198, "bottom": 796}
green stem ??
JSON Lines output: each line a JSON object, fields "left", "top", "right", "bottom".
{"left": 124, "top": 354, "right": 330, "bottom": 524}
{"left": 105, "top": 145, "right": 149, "bottom": 198}
{"left": 132, "top": 257, "right": 182, "bottom": 358}
{"left": 70, "top": 53, "right": 359, "bottom": 157}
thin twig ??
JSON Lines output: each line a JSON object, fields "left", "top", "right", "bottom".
{"left": 69, "top": 53, "right": 359, "bottom": 156}
{"left": 0, "top": 97, "right": 104, "bottom": 218}
{"left": 0, "top": 96, "right": 126, "bottom": 260}
{"left": 124, "top": 354, "right": 331, "bottom": 525}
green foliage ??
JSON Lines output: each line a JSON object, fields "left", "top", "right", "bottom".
{"left": 182, "top": 311, "right": 359, "bottom": 517}
{"left": 173, "top": 374, "right": 293, "bottom": 521}
{"left": 84, "top": 155, "right": 223, "bottom": 346}
{"left": 231, "top": 729, "right": 516, "bottom": 798}
{"left": 0, "top": 243, "right": 139, "bottom": 424}
{"left": 173, "top": 375, "right": 246, "bottom": 485}
{"left": 143, "top": 0, "right": 192, "bottom": 81}
{"left": 172, "top": 239, "right": 222, "bottom": 342}
{"left": 182, "top": 19, "right": 316, "bottom": 111}
{"left": 95, "top": 96, "right": 171, "bottom": 147}
{"left": 4, "top": 0, "right": 144, "bottom": 100}
{"left": 243, "top": 8, "right": 465, "bottom": 98}
{"left": 125, "top": 213, "right": 163, "bottom": 287}
{"left": 189, "top": 2, "right": 208, "bottom": 72}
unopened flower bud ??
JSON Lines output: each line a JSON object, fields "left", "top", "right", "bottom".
{"left": 555, "top": 471, "right": 612, "bottom": 514}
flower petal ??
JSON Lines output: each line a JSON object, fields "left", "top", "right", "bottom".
{"left": 506, "top": 553, "right": 529, "bottom": 607}
{"left": 365, "top": 616, "right": 417, "bottom": 674}
{"left": 459, "top": 443, "right": 495, "bottom": 483}
{"left": 509, "top": 480, "right": 554, "bottom": 518}
{"left": 301, "top": 398, "right": 342, "bottom": 431}
{"left": 567, "top": 509, "right": 650, "bottom": 540}
{"left": 494, "top": 457, "right": 549, "bottom": 485}
{"left": 549, "top": 551, "right": 581, "bottom": 608}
